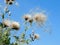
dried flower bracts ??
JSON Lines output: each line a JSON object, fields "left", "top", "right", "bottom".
{"left": 34, "top": 34, "right": 39, "bottom": 39}
{"left": 23, "top": 14, "right": 31, "bottom": 21}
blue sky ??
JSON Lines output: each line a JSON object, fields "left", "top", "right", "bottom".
{"left": 0, "top": 0, "right": 60, "bottom": 45}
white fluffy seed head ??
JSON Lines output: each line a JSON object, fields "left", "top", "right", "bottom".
{"left": 34, "top": 34, "right": 40, "bottom": 39}
{"left": 34, "top": 13, "right": 47, "bottom": 23}
{"left": 3, "top": 19, "right": 11, "bottom": 27}
{"left": 3, "top": 19, "right": 20, "bottom": 30}
{"left": 11, "top": 21, "right": 20, "bottom": 30}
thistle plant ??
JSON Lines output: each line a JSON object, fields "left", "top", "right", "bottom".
{"left": 0, "top": 0, "right": 50, "bottom": 45}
